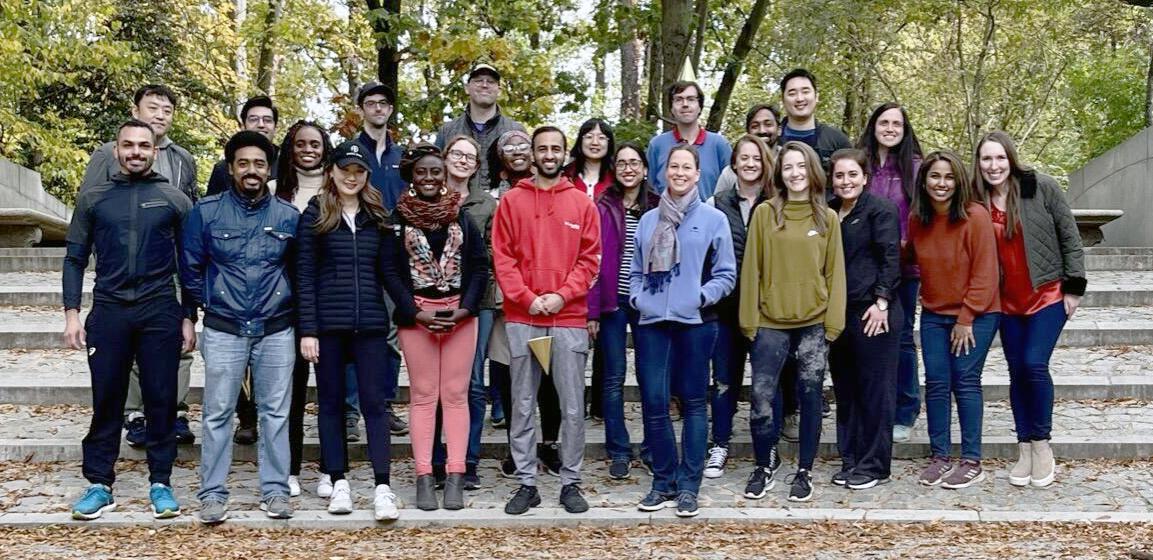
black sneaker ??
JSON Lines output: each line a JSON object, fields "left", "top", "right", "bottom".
{"left": 767, "top": 445, "right": 781, "bottom": 474}
{"left": 637, "top": 490, "right": 676, "bottom": 511}
{"left": 743, "top": 466, "right": 774, "bottom": 499}
{"left": 539, "top": 442, "right": 562, "bottom": 476}
{"left": 388, "top": 408, "right": 409, "bottom": 436}
{"left": 831, "top": 469, "right": 851, "bottom": 486}
{"left": 847, "top": 473, "right": 889, "bottom": 490}
{"left": 675, "top": 492, "right": 699, "bottom": 518}
{"left": 232, "top": 422, "right": 257, "bottom": 445}
{"left": 609, "top": 458, "right": 631, "bottom": 480}
{"left": 822, "top": 395, "right": 832, "bottom": 419}
{"left": 174, "top": 416, "right": 195, "bottom": 445}
{"left": 500, "top": 456, "right": 517, "bottom": 479}
{"left": 463, "top": 464, "right": 481, "bottom": 490}
{"left": 641, "top": 455, "right": 654, "bottom": 477}
{"left": 559, "top": 484, "right": 589, "bottom": 514}
{"left": 787, "top": 469, "right": 814, "bottom": 502}
{"left": 433, "top": 464, "right": 447, "bottom": 490}
{"left": 504, "top": 485, "right": 541, "bottom": 515}
{"left": 124, "top": 417, "right": 146, "bottom": 448}
{"left": 490, "top": 414, "right": 507, "bottom": 429}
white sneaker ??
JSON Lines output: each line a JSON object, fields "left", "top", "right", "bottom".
{"left": 328, "top": 479, "right": 353, "bottom": 514}
{"left": 893, "top": 424, "right": 912, "bottom": 443}
{"left": 703, "top": 445, "right": 729, "bottom": 479}
{"left": 373, "top": 484, "right": 400, "bottom": 520}
{"left": 287, "top": 475, "right": 301, "bottom": 497}
{"left": 316, "top": 474, "right": 333, "bottom": 498}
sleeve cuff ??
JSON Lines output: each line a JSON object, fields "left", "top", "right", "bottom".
{"left": 1062, "top": 276, "right": 1087, "bottom": 297}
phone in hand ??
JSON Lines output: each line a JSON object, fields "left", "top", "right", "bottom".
{"left": 434, "top": 309, "right": 454, "bottom": 318}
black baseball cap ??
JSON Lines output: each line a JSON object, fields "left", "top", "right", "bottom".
{"left": 331, "top": 141, "right": 371, "bottom": 171}
{"left": 356, "top": 82, "right": 395, "bottom": 106}
{"left": 468, "top": 63, "right": 501, "bottom": 82}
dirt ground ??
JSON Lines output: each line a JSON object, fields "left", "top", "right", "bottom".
{"left": 2, "top": 521, "right": 1153, "bottom": 559}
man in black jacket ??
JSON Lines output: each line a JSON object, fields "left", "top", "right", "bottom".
{"left": 778, "top": 68, "right": 852, "bottom": 172}
{"left": 205, "top": 96, "right": 280, "bottom": 196}
{"left": 63, "top": 119, "right": 196, "bottom": 520}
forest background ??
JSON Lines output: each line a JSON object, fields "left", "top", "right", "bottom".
{"left": 2, "top": 0, "right": 1151, "bottom": 204}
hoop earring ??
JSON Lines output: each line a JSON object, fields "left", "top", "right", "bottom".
{"left": 439, "top": 185, "right": 448, "bottom": 195}
{"left": 408, "top": 187, "right": 417, "bottom": 197}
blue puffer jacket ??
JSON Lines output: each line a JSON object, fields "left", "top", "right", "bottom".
{"left": 181, "top": 189, "right": 300, "bottom": 337}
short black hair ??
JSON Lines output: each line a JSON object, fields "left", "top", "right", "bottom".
{"left": 240, "top": 95, "right": 279, "bottom": 125}
{"left": 224, "top": 130, "right": 276, "bottom": 164}
{"left": 133, "top": 84, "right": 179, "bottom": 108}
{"left": 779, "top": 68, "right": 818, "bottom": 93}
{"left": 531, "top": 125, "right": 567, "bottom": 154}
{"left": 666, "top": 81, "right": 705, "bottom": 110}
{"left": 117, "top": 118, "right": 156, "bottom": 141}
{"left": 744, "top": 104, "right": 781, "bottom": 131}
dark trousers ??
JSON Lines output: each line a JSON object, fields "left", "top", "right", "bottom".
{"left": 921, "top": 311, "right": 1000, "bottom": 460}
{"left": 895, "top": 279, "right": 922, "bottom": 427}
{"left": 830, "top": 301, "right": 902, "bottom": 479}
{"left": 1001, "top": 302, "right": 1066, "bottom": 442}
{"left": 597, "top": 296, "right": 640, "bottom": 460}
{"left": 83, "top": 298, "right": 182, "bottom": 486}
{"left": 316, "top": 332, "right": 393, "bottom": 480}
{"left": 709, "top": 318, "right": 749, "bottom": 447}
{"left": 749, "top": 324, "right": 828, "bottom": 471}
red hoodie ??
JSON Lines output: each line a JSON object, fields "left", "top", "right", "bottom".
{"left": 492, "top": 176, "right": 602, "bottom": 328}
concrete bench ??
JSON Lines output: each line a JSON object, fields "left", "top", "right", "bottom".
{"left": 1073, "top": 209, "right": 1123, "bottom": 247}
{"left": 0, "top": 208, "right": 69, "bottom": 247}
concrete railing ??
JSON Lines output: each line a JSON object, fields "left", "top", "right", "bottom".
{"left": 0, "top": 158, "right": 70, "bottom": 247}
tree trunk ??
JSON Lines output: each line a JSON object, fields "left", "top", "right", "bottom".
{"left": 365, "top": 0, "right": 401, "bottom": 110}
{"left": 1146, "top": 40, "right": 1153, "bottom": 127}
{"left": 690, "top": 0, "right": 707, "bottom": 74}
{"left": 706, "top": 0, "right": 770, "bottom": 131}
{"left": 618, "top": 0, "right": 642, "bottom": 119}
{"left": 234, "top": 0, "right": 248, "bottom": 114}
{"left": 645, "top": 19, "right": 663, "bottom": 122}
{"left": 593, "top": 54, "right": 607, "bottom": 115}
{"left": 660, "top": 0, "right": 694, "bottom": 126}
{"left": 254, "top": 0, "right": 283, "bottom": 94}
{"left": 345, "top": 0, "right": 363, "bottom": 101}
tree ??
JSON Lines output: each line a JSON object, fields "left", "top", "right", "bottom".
{"left": 706, "top": 0, "right": 771, "bottom": 131}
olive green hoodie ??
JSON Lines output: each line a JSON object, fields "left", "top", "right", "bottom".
{"left": 738, "top": 200, "right": 846, "bottom": 341}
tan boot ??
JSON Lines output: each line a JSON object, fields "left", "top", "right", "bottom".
{"left": 1030, "top": 440, "right": 1056, "bottom": 487}
{"left": 1008, "top": 441, "right": 1032, "bottom": 487}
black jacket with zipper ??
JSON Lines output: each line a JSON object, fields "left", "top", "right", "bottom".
{"left": 296, "top": 197, "right": 391, "bottom": 336}
{"left": 830, "top": 192, "right": 902, "bottom": 306}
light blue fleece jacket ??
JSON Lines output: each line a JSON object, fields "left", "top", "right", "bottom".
{"left": 629, "top": 203, "right": 737, "bottom": 325}
{"left": 646, "top": 130, "right": 733, "bottom": 200}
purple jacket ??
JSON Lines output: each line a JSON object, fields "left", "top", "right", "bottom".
{"left": 870, "top": 155, "right": 921, "bottom": 278}
{"left": 588, "top": 188, "right": 660, "bottom": 318}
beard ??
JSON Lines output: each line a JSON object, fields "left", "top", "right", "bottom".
{"left": 534, "top": 160, "right": 562, "bottom": 179}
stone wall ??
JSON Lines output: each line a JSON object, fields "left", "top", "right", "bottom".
{"left": 1067, "top": 127, "right": 1153, "bottom": 247}
{"left": 0, "top": 158, "right": 69, "bottom": 220}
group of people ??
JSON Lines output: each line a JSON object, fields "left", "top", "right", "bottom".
{"left": 60, "top": 61, "right": 1086, "bottom": 523}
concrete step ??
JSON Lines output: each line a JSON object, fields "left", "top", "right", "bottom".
{"left": 0, "top": 398, "right": 1149, "bottom": 462}
{"left": 1, "top": 345, "right": 1151, "bottom": 405}
{"left": 1085, "top": 247, "right": 1153, "bottom": 271}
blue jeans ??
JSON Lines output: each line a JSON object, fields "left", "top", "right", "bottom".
{"left": 466, "top": 308, "right": 495, "bottom": 466}
{"left": 635, "top": 321, "right": 716, "bottom": 496}
{"left": 921, "top": 311, "right": 1000, "bottom": 461}
{"left": 1001, "top": 302, "right": 1066, "bottom": 442}
{"left": 596, "top": 296, "right": 639, "bottom": 461}
{"left": 710, "top": 319, "right": 748, "bottom": 447}
{"left": 199, "top": 326, "right": 295, "bottom": 501}
{"left": 749, "top": 324, "right": 827, "bottom": 470}
{"left": 895, "top": 279, "right": 921, "bottom": 427}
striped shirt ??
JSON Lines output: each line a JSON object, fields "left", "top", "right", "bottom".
{"left": 618, "top": 209, "right": 640, "bottom": 296}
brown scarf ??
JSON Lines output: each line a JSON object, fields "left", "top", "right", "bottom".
{"left": 396, "top": 189, "right": 461, "bottom": 230}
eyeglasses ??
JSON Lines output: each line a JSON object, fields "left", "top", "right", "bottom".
{"left": 447, "top": 150, "right": 478, "bottom": 163}
{"left": 245, "top": 116, "right": 275, "bottom": 125}
{"left": 672, "top": 95, "right": 699, "bottom": 105}
{"left": 615, "top": 160, "right": 644, "bottom": 171}
{"left": 500, "top": 143, "right": 531, "bottom": 155}
{"left": 362, "top": 100, "right": 391, "bottom": 111}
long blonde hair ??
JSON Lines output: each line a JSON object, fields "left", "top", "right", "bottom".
{"left": 313, "top": 163, "right": 390, "bottom": 233}
{"left": 768, "top": 141, "right": 829, "bottom": 234}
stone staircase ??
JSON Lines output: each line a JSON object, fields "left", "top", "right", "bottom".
{"left": 1, "top": 246, "right": 1152, "bottom": 526}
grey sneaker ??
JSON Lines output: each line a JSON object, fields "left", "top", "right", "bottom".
{"left": 919, "top": 456, "right": 954, "bottom": 486}
{"left": 197, "top": 498, "right": 229, "bottom": 525}
{"left": 345, "top": 416, "right": 361, "bottom": 442}
{"left": 781, "top": 414, "right": 800, "bottom": 442}
{"left": 260, "top": 495, "right": 294, "bottom": 519}
{"left": 941, "top": 459, "right": 985, "bottom": 489}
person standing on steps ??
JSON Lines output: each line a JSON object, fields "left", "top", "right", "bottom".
{"left": 909, "top": 150, "right": 1001, "bottom": 490}
{"left": 182, "top": 131, "right": 299, "bottom": 524}
{"left": 711, "top": 103, "right": 781, "bottom": 198}
{"left": 64, "top": 119, "right": 194, "bottom": 521}
{"left": 631, "top": 145, "right": 736, "bottom": 518}
{"left": 435, "top": 62, "right": 527, "bottom": 194}
{"left": 297, "top": 141, "right": 400, "bottom": 521}
{"left": 587, "top": 142, "right": 660, "bottom": 480}
{"left": 646, "top": 80, "right": 733, "bottom": 200}
{"left": 739, "top": 141, "right": 846, "bottom": 504}
{"left": 79, "top": 84, "right": 199, "bottom": 449}
{"left": 827, "top": 148, "right": 902, "bottom": 490}
{"left": 777, "top": 69, "right": 852, "bottom": 173}
{"left": 857, "top": 102, "right": 923, "bottom": 444}
{"left": 973, "top": 131, "right": 1085, "bottom": 489}
{"left": 351, "top": 82, "right": 409, "bottom": 440}
{"left": 493, "top": 126, "right": 601, "bottom": 516}
{"left": 382, "top": 144, "right": 488, "bottom": 512}
{"left": 206, "top": 95, "right": 280, "bottom": 196}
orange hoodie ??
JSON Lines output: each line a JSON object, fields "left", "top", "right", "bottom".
{"left": 492, "top": 176, "right": 602, "bottom": 328}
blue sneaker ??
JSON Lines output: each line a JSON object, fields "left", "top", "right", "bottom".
{"left": 149, "top": 483, "right": 181, "bottom": 519}
{"left": 72, "top": 484, "right": 116, "bottom": 520}
{"left": 124, "top": 416, "right": 146, "bottom": 448}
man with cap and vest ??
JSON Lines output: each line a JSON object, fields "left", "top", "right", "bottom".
{"left": 434, "top": 63, "right": 526, "bottom": 193}
{"left": 181, "top": 130, "right": 300, "bottom": 524}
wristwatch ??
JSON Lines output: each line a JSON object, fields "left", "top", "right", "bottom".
{"left": 875, "top": 298, "right": 889, "bottom": 312}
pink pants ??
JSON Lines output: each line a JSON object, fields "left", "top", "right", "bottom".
{"left": 397, "top": 295, "right": 478, "bottom": 476}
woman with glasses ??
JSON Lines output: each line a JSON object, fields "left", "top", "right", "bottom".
{"left": 564, "top": 118, "right": 616, "bottom": 201}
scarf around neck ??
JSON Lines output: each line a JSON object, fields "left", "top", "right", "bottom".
{"left": 644, "top": 184, "right": 700, "bottom": 293}
{"left": 396, "top": 189, "right": 461, "bottom": 230}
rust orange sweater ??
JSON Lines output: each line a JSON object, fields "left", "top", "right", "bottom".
{"left": 908, "top": 202, "right": 1001, "bottom": 325}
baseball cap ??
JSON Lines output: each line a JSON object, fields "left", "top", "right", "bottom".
{"left": 356, "top": 82, "right": 395, "bottom": 106}
{"left": 331, "top": 141, "right": 371, "bottom": 170}
{"left": 468, "top": 63, "right": 501, "bottom": 82}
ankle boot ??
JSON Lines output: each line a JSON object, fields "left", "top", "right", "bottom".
{"left": 416, "top": 474, "right": 439, "bottom": 510}
{"left": 443, "top": 473, "right": 465, "bottom": 510}
{"left": 1030, "top": 440, "right": 1055, "bottom": 488}
{"left": 1008, "top": 441, "right": 1032, "bottom": 487}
